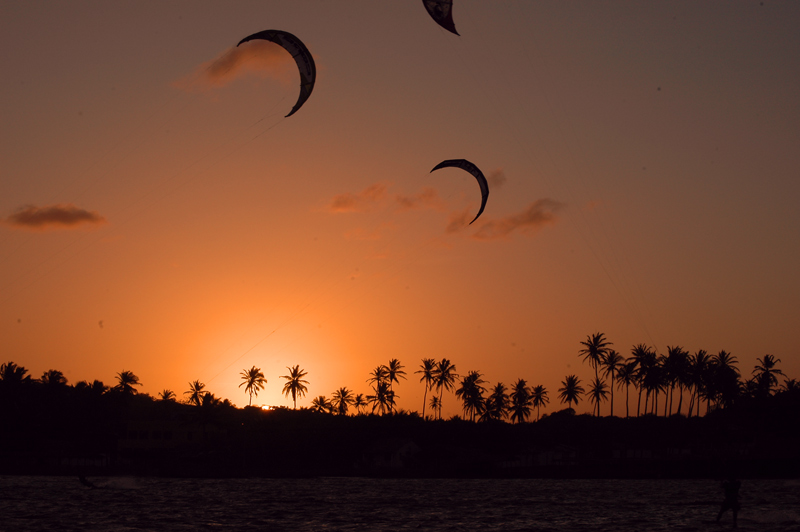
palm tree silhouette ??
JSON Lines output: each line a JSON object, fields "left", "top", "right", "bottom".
{"left": 509, "top": 379, "right": 532, "bottom": 423}
{"left": 185, "top": 380, "right": 206, "bottom": 406}
{"left": 0, "top": 361, "right": 31, "bottom": 384}
{"left": 353, "top": 393, "right": 367, "bottom": 415}
{"left": 531, "top": 385, "right": 549, "bottom": 421}
{"left": 331, "top": 387, "right": 355, "bottom": 415}
{"left": 753, "top": 354, "right": 784, "bottom": 397}
{"left": 455, "top": 370, "right": 486, "bottom": 421}
{"left": 558, "top": 375, "right": 584, "bottom": 411}
{"left": 579, "top": 332, "right": 611, "bottom": 381}
{"left": 687, "top": 349, "right": 710, "bottom": 417}
{"left": 615, "top": 361, "right": 637, "bottom": 417}
{"left": 39, "top": 369, "right": 67, "bottom": 386}
{"left": 602, "top": 350, "right": 623, "bottom": 416}
{"left": 433, "top": 359, "right": 458, "bottom": 420}
{"left": 629, "top": 343, "right": 654, "bottom": 416}
{"left": 712, "top": 350, "right": 741, "bottom": 409}
{"left": 239, "top": 366, "right": 267, "bottom": 406}
{"left": 416, "top": 358, "right": 437, "bottom": 419}
{"left": 114, "top": 370, "right": 141, "bottom": 394}
{"left": 385, "top": 359, "right": 406, "bottom": 413}
{"left": 158, "top": 389, "right": 176, "bottom": 401}
{"left": 429, "top": 395, "right": 442, "bottom": 420}
{"left": 281, "top": 365, "right": 309, "bottom": 409}
{"left": 588, "top": 377, "right": 609, "bottom": 416}
{"left": 367, "top": 380, "right": 394, "bottom": 415}
{"left": 481, "top": 382, "right": 509, "bottom": 422}
{"left": 311, "top": 395, "right": 333, "bottom": 413}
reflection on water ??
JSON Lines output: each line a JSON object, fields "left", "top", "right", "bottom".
{"left": 2, "top": 476, "right": 798, "bottom": 531}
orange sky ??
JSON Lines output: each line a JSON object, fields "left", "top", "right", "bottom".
{"left": 2, "top": 1, "right": 799, "bottom": 416}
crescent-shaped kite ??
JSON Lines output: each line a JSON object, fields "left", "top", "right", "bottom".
{"left": 431, "top": 159, "right": 489, "bottom": 224}
{"left": 237, "top": 30, "right": 316, "bottom": 118}
{"left": 422, "top": 0, "right": 459, "bottom": 36}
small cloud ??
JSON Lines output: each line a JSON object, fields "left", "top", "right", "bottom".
{"left": 328, "top": 183, "right": 388, "bottom": 213}
{"left": 487, "top": 168, "right": 507, "bottom": 190}
{"left": 445, "top": 208, "right": 474, "bottom": 234}
{"left": 395, "top": 187, "right": 444, "bottom": 212}
{"left": 173, "top": 41, "right": 295, "bottom": 91}
{"left": 471, "top": 199, "right": 564, "bottom": 240}
{"left": 5, "top": 204, "right": 106, "bottom": 230}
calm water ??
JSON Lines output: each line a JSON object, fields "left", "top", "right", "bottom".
{"left": 1, "top": 476, "right": 798, "bottom": 531}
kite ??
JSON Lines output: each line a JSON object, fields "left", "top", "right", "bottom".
{"left": 422, "top": 0, "right": 459, "bottom": 36}
{"left": 431, "top": 159, "right": 489, "bottom": 224}
{"left": 237, "top": 30, "right": 316, "bottom": 117}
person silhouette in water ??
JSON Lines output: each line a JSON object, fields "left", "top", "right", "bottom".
{"left": 716, "top": 476, "right": 741, "bottom": 527}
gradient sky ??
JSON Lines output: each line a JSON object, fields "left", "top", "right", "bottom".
{"left": 2, "top": 1, "right": 798, "bottom": 416}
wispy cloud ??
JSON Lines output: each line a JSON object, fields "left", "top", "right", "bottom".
{"left": 4, "top": 204, "right": 106, "bottom": 230}
{"left": 487, "top": 168, "right": 507, "bottom": 190}
{"left": 173, "top": 41, "right": 295, "bottom": 91}
{"left": 395, "top": 187, "right": 444, "bottom": 212}
{"left": 328, "top": 183, "right": 388, "bottom": 213}
{"left": 470, "top": 199, "right": 564, "bottom": 240}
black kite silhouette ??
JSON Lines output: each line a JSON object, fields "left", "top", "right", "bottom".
{"left": 237, "top": 30, "right": 316, "bottom": 117}
{"left": 431, "top": 159, "right": 489, "bottom": 224}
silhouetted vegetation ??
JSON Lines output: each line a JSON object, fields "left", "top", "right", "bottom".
{"left": 1, "top": 333, "right": 798, "bottom": 478}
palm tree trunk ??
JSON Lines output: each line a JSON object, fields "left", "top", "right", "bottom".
{"left": 610, "top": 375, "right": 615, "bottom": 417}
{"left": 625, "top": 383, "right": 630, "bottom": 418}
{"left": 676, "top": 384, "right": 684, "bottom": 415}
{"left": 637, "top": 386, "right": 643, "bottom": 417}
{"left": 422, "top": 385, "right": 428, "bottom": 419}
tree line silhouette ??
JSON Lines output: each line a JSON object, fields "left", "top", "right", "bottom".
{"left": 1, "top": 331, "right": 794, "bottom": 422}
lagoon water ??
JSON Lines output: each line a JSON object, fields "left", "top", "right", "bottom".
{"left": 2, "top": 476, "right": 798, "bottom": 531}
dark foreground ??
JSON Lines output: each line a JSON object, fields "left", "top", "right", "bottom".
{"left": 3, "top": 476, "right": 800, "bottom": 531}
{"left": 2, "top": 385, "right": 799, "bottom": 479}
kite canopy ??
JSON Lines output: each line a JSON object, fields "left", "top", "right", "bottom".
{"left": 431, "top": 159, "right": 489, "bottom": 224}
{"left": 422, "top": 0, "right": 459, "bottom": 36}
{"left": 237, "top": 30, "right": 316, "bottom": 118}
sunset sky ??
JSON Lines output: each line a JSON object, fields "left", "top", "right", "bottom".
{"left": 2, "top": 1, "right": 798, "bottom": 416}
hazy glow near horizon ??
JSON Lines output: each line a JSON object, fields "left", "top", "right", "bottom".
{"left": 1, "top": 1, "right": 798, "bottom": 416}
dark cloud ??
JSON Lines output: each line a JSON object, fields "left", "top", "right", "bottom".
{"left": 487, "top": 168, "right": 507, "bottom": 190}
{"left": 173, "top": 41, "right": 295, "bottom": 91}
{"left": 471, "top": 199, "right": 564, "bottom": 240}
{"left": 328, "top": 183, "right": 388, "bottom": 213}
{"left": 395, "top": 187, "right": 444, "bottom": 212}
{"left": 5, "top": 204, "right": 106, "bottom": 230}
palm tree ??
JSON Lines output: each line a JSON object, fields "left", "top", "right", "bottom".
{"left": 353, "top": 393, "right": 367, "bottom": 415}
{"left": 781, "top": 378, "right": 799, "bottom": 393}
{"left": 687, "top": 349, "right": 710, "bottom": 417}
{"left": 39, "top": 369, "right": 67, "bottom": 386}
{"left": 367, "top": 365, "right": 389, "bottom": 387}
{"left": 114, "top": 370, "right": 141, "bottom": 394}
{"left": 481, "top": 382, "right": 509, "bottom": 422}
{"left": 310, "top": 395, "right": 333, "bottom": 413}
{"left": 558, "top": 375, "right": 584, "bottom": 411}
{"left": 281, "top": 365, "right": 309, "bottom": 409}
{"left": 455, "top": 370, "right": 486, "bottom": 421}
{"left": 159, "top": 389, "right": 176, "bottom": 401}
{"left": 0, "top": 361, "right": 32, "bottom": 384}
{"left": 185, "top": 380, "right": 206, "bottom": 406}
{"left": 601, "top": 350, "right": 623, "bottom": 416}
{"left": 331, "top": 387, "right": 355, "bottom": 415}
{"left": 429, "top": 395, "right": 442, "bottom": 420}
{"left": 509, "top": 379, "right": 532, "bottom": 424}
{"left": 367, "top": 380, "right": 394, "bottom": 415}
{"left": 239, "top": 366, "right": 267, "bottom": 406}
{"left": 433, "top": 358, "right": 458, "bottom": 420}
{"left": 531, "top": 385, "right": 549, "bottom": 421}
{"left": 629, "top": 344, "right": 654, "bottom": 416}
{"left": 712, "top": 350, "right": 741, "bottom": 409}
{"left": 615, "top": 361, "right": 637, "bottom": 418}
{"left": 416, "top": 358, "right": 437, "bottom": 419}
{"left": 588, "top": 377, "right": 609, "bottom": 416}
{"left": 579, "top": 332, "right": 611, "bottom": 381}
{"left": 385, "top": 359, "right": 406, "bottom": 413}
{"left": 753, "top": 354, "right": 784, "bottom": 397}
